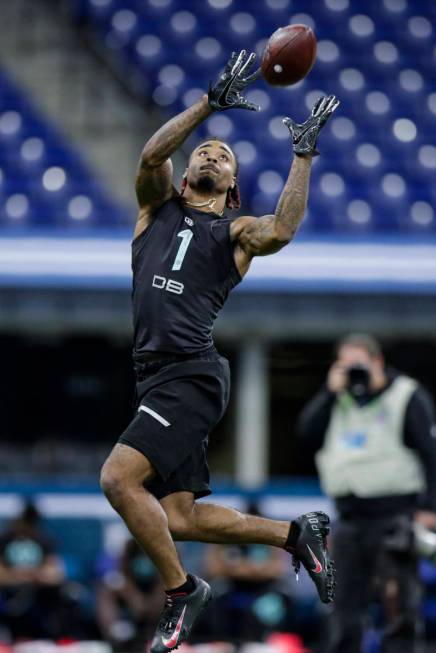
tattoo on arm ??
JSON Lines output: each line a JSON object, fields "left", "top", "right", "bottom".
{"left": 238, "top": 155, "right": 312, "bottom": 256}
{"left": 135, "top": 95, "right": 213, "bottom": 209}
{"left": 274, "top": 154, "right": 312, "bottom": 241}
{"left": 139, "top": 95, "right": 212, "bottom": 169}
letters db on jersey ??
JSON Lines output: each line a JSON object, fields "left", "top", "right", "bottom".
{"left": 132, "top": 198, "right": 241, "bottom": 356}
{"left": 152, "top": 274, "right": 184, "bottom": 295}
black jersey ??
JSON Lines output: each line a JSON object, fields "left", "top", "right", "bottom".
{"left": 132, "top": 197, "right": 241, "bottom": 357}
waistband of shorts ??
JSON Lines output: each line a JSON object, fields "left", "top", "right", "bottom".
{"left": 133, "top": 345, "right": 219, "bottom": 378}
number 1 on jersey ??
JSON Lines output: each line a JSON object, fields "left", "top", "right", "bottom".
{"left": 172, "top": 229, "right": 193, "bottom": 271}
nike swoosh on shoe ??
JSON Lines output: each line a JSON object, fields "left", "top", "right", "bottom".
{"left": 307, "top": 544, "right": 323, "bottom": 573}
{"left": 162, "top": 605, "right": 187, "bottom": 649}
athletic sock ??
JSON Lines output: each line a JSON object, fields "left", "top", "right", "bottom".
{"left": 166, "top": 574, "right": 196, "bottom": 596}
{"left": 284, "top": 521, "right": 301, "bottom": 551}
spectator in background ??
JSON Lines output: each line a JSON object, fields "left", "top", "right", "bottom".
{"left": 0, "top": 500, "right": 66, "bottom": 641}
{"left": 204, "top": 502, "right": 292, "bottom": 643}
{"left": 96, "top": 537, "right": 163, "bottom": 652}
{"left": 297, "top": 333, "right": 436, "bottom": 653}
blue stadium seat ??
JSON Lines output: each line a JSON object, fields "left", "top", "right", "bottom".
{"left": 0, "top": 70, "right": 125, "bottom": 232}
{"left": 59, "top": 0, "right": 436, "bottom": 234}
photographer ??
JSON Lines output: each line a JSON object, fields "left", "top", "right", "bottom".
{"left": 297, "top": 333, "right": 436, "bottom": 653}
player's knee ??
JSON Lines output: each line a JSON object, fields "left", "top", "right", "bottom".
{"left": 101, "top": 444, "right": 157, "bottom": 509}
{"left": 100, "top": 460, "right": 130, "bottom": 509}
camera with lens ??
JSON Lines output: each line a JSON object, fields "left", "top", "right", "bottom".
{"left": 347, "top": 364, "right": 371, "bottom": 397}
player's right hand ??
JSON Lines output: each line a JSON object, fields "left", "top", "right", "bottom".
{"left": 208, "top": 50, "right": 261, "bottom": 112}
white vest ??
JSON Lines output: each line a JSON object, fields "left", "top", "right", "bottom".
{"left": 315, "top": 376, "right": 426, "bottom": 498}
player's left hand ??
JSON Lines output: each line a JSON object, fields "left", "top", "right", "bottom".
{"left": 283, "top": 94, "right": 340, "bottom": 156}
{"left": 208, "top": 50, "right": 261, "bottom": 112}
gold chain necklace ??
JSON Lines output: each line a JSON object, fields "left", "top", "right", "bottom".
{"left": 184, "top": 197, "right": 224, "bottom": 216}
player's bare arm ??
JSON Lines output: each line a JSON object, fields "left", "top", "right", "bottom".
{"left": 232, "top": 155, "right": 313, "bottom": 275}
{"left": 134, "top": 50, "right": 260, "bottom": 239}
{"left": 134, "top": 98, "right": 213, "bottom": 238}
{"left": 231, "top": 95, "right": 340, "bottom": 276}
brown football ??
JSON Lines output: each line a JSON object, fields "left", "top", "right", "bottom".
{"left": 261, "top": 24, "right": 317, "bottom": 86}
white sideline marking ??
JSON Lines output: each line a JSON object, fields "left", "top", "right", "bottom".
{"left": 138, "top": 405, "right": 170, "bottom": 427}
{"left": 0, "top": 494, "right": 333, "bottom": 519}
{"left": 2, "top": 238, "right": 436, "bottom": 287}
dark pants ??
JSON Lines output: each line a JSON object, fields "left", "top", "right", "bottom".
{"left": 326, "top": 514, "right": 422, "bottom": 653}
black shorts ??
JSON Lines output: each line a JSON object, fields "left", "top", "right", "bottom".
{"left": 118, "top": 349, "right": 231, "bottom": 500}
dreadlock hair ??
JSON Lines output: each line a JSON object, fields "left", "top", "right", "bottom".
{"left": 181, "top": 137, "right": 241, "bottom": 211}
{"left": 226, "top": 180, "right": 241, "bottom": 210}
